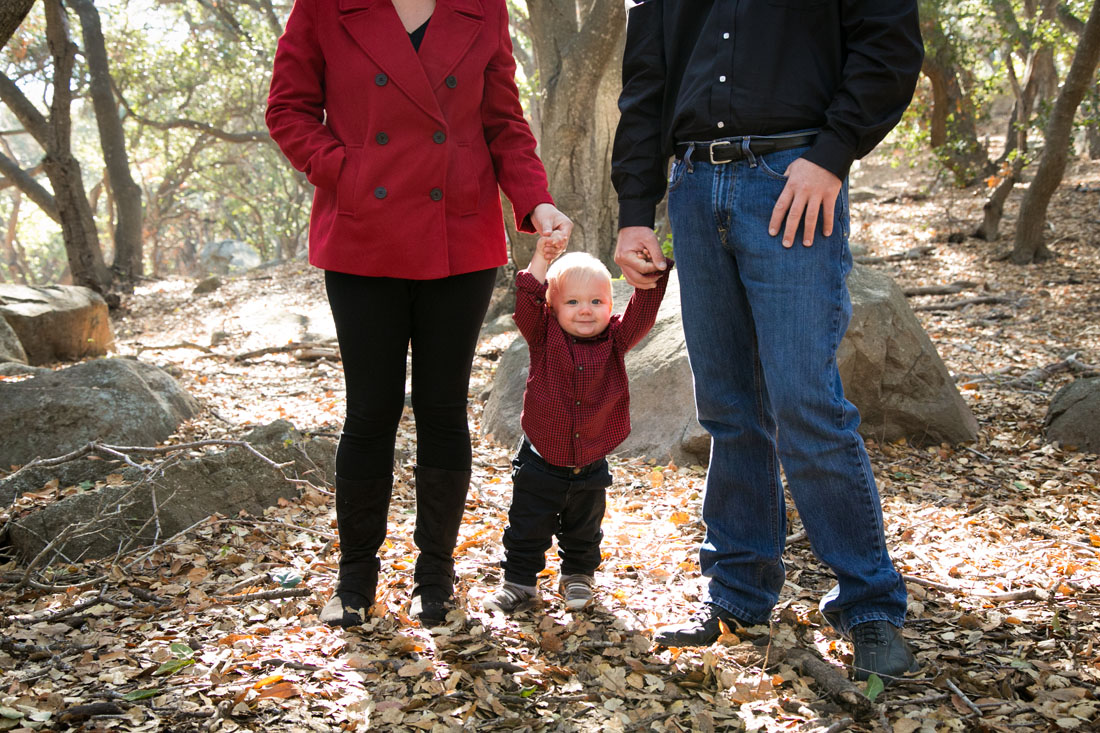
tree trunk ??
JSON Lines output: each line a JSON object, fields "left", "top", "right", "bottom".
{"left": 523, "top": 0, "right": 625, "bottom": 268}
{"left": 42, "top": 0, "right": 110, "bottom": 291}
{"left": 1012, "top": 0, "right": 1100, "bottom": 264}
{"left": 69, "top": 0, "right": 144, "bottom": 286}
{"left": 919, "top": 0, "right": 989, "bottom": 185}
{"left": 0, "top": 0, "right": 36, "bottom": 49}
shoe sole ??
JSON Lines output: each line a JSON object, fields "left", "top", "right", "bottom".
{"left": 564, "top": 598, "right": 592, "bottom": 610}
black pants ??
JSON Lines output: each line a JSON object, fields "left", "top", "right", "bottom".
{"left": 501, "top": 439, "right": 612, "bottom": 586}
{"left": 325, "top": 268, "right": 497, "bottom": 480}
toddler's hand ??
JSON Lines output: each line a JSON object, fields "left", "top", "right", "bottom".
{"left": 537, "top": 231, "right": 567, "bottom": 264}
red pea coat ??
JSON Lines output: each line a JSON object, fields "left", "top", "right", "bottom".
{"left": 266, "top": 0, "right": 552, "bottom": 279}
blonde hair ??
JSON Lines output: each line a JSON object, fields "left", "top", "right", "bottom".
{"left": 546, "top": 252, "right": 613, "bottom": 299}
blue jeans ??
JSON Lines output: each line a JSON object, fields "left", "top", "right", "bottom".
{"left": 667, "top": 145, "right": 907, "bottom": 633}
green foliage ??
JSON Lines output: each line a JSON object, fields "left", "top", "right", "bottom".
{"left": 864, "top": 673, "right": 885, "bottom": 702}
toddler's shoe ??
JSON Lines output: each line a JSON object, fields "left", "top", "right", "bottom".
{"left": 559, "top": 574, "right": 595, "bottom": 610}
{"left": 483, "top": 582, "right": 536, "bottom": 614}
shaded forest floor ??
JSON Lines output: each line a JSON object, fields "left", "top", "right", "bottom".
{"left": 2, "top": 150, "right": 1100, "bottom": 732}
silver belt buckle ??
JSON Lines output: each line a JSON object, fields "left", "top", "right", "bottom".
{"left": 709, "top": 140, "right": 734, "bottom": 164}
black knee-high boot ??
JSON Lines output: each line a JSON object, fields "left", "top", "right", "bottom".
{"left": 409, "top": 466, "right": 471, "bottom": 625}
{"left": 319, "top": 475, "right": 392, "bottom": 627}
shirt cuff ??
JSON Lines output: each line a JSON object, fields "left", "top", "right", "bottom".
{"left": 801, "top": 130, "right": 856, "bottom": 181}
{"left": 618, "top": 197, "right": 661, "bottom": 230}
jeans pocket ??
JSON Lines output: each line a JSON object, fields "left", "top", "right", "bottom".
{"left": 756, "top": 154, "right": 789, "bottom": 181}
{"left": 667, "top": 157, "right": 688, "bottom": 193}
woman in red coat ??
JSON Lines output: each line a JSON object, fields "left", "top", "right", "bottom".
{"left": 267, "top": 0, "right": 571, "bottom": 627}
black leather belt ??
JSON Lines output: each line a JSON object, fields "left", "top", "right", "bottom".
{"left": 677, "top": 132, "right": 818, "bottom": 164}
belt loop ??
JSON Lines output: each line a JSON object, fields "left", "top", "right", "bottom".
{"left": 742, "top": 136, "right": 757, "bottom": 168}
{"left": 684, "top": 142, "right": 695, "bottom": 173}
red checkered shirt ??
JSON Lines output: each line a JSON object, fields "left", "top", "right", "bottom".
{"left": 514, "top": 264, "right": 672, "bottom": 467}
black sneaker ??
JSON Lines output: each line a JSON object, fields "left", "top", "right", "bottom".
{"left": 653, "top": 604, "right": 748, "bottom": 647}
{"left": 850, "top": 620, "right": 919, "bottom": 682}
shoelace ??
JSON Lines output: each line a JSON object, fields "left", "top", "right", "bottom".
{"left": 851, "top": 621, "right": 889, "bottom": 647}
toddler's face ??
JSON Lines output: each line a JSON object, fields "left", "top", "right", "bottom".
{"left": 549, "top": 275, "right": 613, "bottom": 339}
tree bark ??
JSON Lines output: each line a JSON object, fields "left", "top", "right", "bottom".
{"left": 2, "top": 190, "right": 31, "bottom": 284}
{"left": 41, "top": 0, "right": 111, "bottom": 291}
{"left": 0, "top": 0, "right": 36, "bottom": 49}
{"left": 1012, "top": 0, "right": 1100, "bottom": 264}
{"left": 69, "top": 0, "right": 144, "bottom": 285}
{"left": 523, "top": 0, "right": 625, "bottom": 268}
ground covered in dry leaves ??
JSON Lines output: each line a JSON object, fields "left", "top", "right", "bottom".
{"left": 1, "top": 150, "right": 1099, "bottom": 732}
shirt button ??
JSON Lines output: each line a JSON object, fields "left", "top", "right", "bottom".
{"left": 577, "top": 365, "right": 583, "bottom": 371}
{"left": 429, "top": 187, "right": 443, "bottom": 201}
{"left": 575, "top": 400, "right": 581, "bottom": 406}
{"left": 574, "top": 433, "right": 579, "bottom": 438}
{"left": 445, "top": 75, "right": 457, "bottom": 88}
{"left": 723, "top": 32, "right": 730, "bottom": 39}
{"left": 374, "top": 187, "right": 387, "bottom": 199}
{"left": 717, "top": 121, "right": 725, "bottom": 129}
{"left": 376, "top": 132, "right": 389, "bottom": 145}
{"left": 375, "top": 73, "right": 388, "bottom": 86}
{"left": 432, "top": 131, "right": 446, "bottom": 144}
{"left": 719, "top": 75, "right": 726, "bottom": 82}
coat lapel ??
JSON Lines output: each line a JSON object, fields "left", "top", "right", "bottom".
{"left": 338, "top": 0, "right": 443, "bottom": 123}
{"left": 418, "top": 0, "right": 485, "bottom": 91}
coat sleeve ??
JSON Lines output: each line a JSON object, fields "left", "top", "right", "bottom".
{"left": 265, "top": 0, "right": 345, "bottom": 191}
{"left": 611, "top": 0, "right": 668, "bottom": 230}
{"left": 480, "top": 0, "right": 553, "bottom": 233}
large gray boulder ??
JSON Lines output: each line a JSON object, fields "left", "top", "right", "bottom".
{"left": 1045, "top": 377, "right": 1100, "bottom": 452}
{"left": 481, "top": 266, "right": 977, "bottom": 464}
{"left": 839, "top": 265, "right": 978, "bottom": 445}
{"left": 0, "top": 358, "right": 200, "bottom": 468}
{"left": 6, "top": 421, "right": 336, "bottom": 561}
{"left": 0, "top": 284, "right": 113, "bottom": 364}
{"left": 0, "top": 316, "right": 26, "bottom": 364}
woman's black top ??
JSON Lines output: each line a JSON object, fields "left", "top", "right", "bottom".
{"left": 409, "top": 18, "right": 429, "bottom": 51}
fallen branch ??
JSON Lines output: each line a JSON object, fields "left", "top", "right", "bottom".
{"left": 902, "top": 574, "right": 1050, "bottom": 602}
{"left": 3, "top": 438, "right": 293, "bottom": 484}
{"left": 912, "top": 295, "right": 1012, "bottom": 312}
{"left": 902, "top": 280, "right": 978, "bottom": 297}
{"left": 1002, "top": 353, "right": 1100, "bottom": 387}
{"left": 854, "top": 245, "right": 934, "bottom": 264}
{"left": 945, "top": 677, "right": 983, "bottom": 717}
{"left": 773, "top": 646, "right": 875, "bottom": 720}
{"left": 822, "top": 718, "right": 854, "bottom": 733}
{"left": 230, "top": 341, "right": 340, "bottom": 363}
{"left": 214, "top": 587, "right": 312, "bottom": 603}
{"left": 137, "top": 341, "right": 213, "bottom": 354}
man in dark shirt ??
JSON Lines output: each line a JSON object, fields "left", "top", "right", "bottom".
{"left": 611, "top": 0, "right": 924, "bottom": 683}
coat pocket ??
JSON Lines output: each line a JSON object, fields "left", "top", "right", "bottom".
{"left": 449, "top": 142, "right": 482, "bottom": 216}
{"left": 337, "top": 145, "right": 364, "bottom": 216}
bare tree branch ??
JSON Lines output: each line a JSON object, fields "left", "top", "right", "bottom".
{"left": 0, "top": 149, "right": 58, "bottom": 220}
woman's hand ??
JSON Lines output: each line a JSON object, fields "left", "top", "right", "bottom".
{"left": 531, "top": 203, "right": 573, "bottom": 259}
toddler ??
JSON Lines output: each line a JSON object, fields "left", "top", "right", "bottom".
{"left": 484, "top": 240, "right": 672, "bottom": 613}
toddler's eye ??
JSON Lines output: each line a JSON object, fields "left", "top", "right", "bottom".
{"left": 566, "top": 299, "right": 578, "bottom": 305}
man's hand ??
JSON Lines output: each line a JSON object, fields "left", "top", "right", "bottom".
{"left": 768, "top": 158, "right": 842, "bottom": 248}
{"left": 614, "top": 226, "right": 666, "bottom": 289}
{"left": 531, "top": 203, "right": 573, "bottom": 256}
